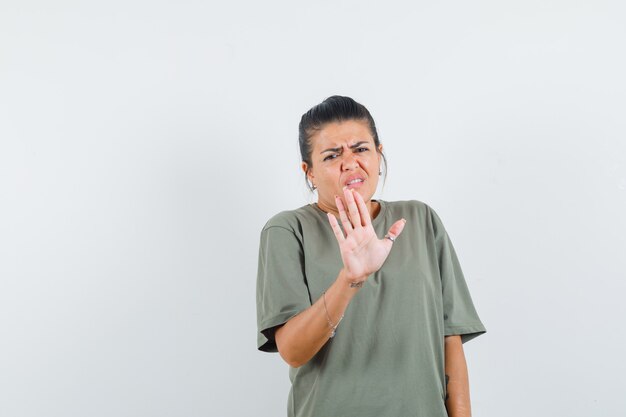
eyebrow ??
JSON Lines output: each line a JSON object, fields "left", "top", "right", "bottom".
{"left": 320, "top": 141, "right": 369, "bottom": 154}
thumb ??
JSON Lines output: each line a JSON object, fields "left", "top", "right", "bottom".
{"left": 386, "top": 218, "right": 407, "bottom": 240}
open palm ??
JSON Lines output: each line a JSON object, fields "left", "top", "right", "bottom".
{"left": 327, "top": 188, "right": 406, "bottom": 284}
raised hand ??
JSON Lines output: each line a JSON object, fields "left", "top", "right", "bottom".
{"left": 326, "top": 188, "right": 406, "bottom": 285}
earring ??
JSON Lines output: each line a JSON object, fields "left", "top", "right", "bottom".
{"left": 379, "top": 170, "right": 382, "bottom": 176}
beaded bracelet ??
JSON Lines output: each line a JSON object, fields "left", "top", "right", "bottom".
{"left": 322, "top": 291, "right": 344, "bottom": 338}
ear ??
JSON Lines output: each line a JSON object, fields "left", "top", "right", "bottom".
{"left": 378, "top": 143, "right": 384, "bottom": 153}
{"left": 301, "top": 162, "right": 314, "bottom": 181}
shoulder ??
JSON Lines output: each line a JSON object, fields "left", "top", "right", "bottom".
{"left": 383, "top": 199, "right": 446, "bottom": 232}
{"left": 261, "top": 204, "right": 317, "bottom": 234}
{"left": 384, "top": 199, "right": 436, "bottom": 218}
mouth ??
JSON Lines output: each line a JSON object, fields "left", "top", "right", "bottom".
{"left": 344, "top": 177, "right": 365, "bottom": 189}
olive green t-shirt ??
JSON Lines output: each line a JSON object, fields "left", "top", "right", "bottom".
{"left": 256, "top": 200, "right": 486, "bottom": 417}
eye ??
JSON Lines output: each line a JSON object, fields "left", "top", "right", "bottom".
{"left": 323, "top": 154, "right": 338, "bottom": 161}
{"left": 356, "top": 147, "right": 369, "bottom": 153}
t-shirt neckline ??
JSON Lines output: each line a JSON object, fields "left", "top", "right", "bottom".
{"left": 310, "top": 199, "right": 387, "bottom": 228}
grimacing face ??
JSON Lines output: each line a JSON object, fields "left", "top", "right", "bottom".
{"left": 302, "top": 119, "right": 383, "bottom": 216}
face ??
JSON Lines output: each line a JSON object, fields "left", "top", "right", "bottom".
{"left": 303, "top": 119, "right": 383, "bottom": 214}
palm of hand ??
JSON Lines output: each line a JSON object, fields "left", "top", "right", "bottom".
{"left": 338, "top": 224, "right": 390, "bottom": 280}
{"left": 327, "top": 189, "right": 406, "bottom": 283}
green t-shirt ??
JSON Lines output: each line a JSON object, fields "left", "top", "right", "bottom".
{"left": 256, "top": 200, "right": 486, "bottom": 417}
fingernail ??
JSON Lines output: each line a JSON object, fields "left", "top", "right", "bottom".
{"left": 402, "top": 218, "right": 406, "bottom": 223}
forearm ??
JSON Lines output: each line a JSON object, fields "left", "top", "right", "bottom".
{"left": 444, "top": 335, "right": 471, "bottom": 417}
{"left": 274, "top": 269, "right": 360, "bottom": 368}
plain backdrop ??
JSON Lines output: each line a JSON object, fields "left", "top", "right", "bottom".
{"left": 1, "top": 1, "right": 625, "bottom": 416}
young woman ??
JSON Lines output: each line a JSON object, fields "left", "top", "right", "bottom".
{"left": 256, "top": 95, "right": 486, "bottom": 417}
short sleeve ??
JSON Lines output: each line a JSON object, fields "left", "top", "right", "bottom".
{"left": 429, "top": 207, "right": 486, "bottom": 343}
{"left": 256, "top": 225, "right": 312, "bottom": 352}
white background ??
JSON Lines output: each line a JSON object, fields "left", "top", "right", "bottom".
{"left": 1, "top": 1, "right": 625, "bottom": 416}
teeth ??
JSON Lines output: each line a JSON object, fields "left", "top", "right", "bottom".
{"left": 348, "top": 179, "right": 363, "bottom": 185}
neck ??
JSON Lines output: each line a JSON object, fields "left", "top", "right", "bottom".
{"left": 317, "top": 198, "right": 380, "bottom": 220}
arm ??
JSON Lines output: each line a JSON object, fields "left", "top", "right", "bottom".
{"left": 275, "top": 188, "right": 406, "bottom": 368}
{"left": 275, "top": 269, "right": 359, "bottom": 368}
{"left": 444, "top": 335, "right": 472, "bottom": 417}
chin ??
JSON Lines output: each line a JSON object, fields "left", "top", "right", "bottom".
{"left": 356, "top": 188, "right": 375, "bottom": 202}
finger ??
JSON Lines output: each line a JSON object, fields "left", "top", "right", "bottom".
{"left": 335, "top": 195, "right": 353, "bottom": 232}
{"left": 353, "top": 189, "right": 371, "bottom": 227}
{"left": 343, "top": 188, "right": 362, "bottom": 229}
{"left": 386, "top": 219, "right": 406, "bottom": 240}
{"left": 327, "top": 212, "right": 346, "bottom": 243}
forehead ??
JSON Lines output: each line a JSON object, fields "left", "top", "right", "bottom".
{"left": 310, "top": 120, "right": 374, "bottom": 150}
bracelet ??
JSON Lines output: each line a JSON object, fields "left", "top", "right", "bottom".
{"left": 322, "top": 291, "right": 344, "bottom": 338}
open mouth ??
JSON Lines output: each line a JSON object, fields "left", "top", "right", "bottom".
{"left": 345, "top": 178, "right": 364, "bottom": 189}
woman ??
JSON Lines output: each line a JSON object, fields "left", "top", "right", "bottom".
{"left": 256, "top": 96, "right": 486, "bottom": 417}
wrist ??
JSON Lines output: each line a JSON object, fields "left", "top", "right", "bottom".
{"left": 338, "top": 268, "right": 367, "bottom": 288}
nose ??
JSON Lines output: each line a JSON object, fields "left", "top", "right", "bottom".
{"left": 341, "top": 152, "right": 358, "bottom": 171}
